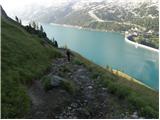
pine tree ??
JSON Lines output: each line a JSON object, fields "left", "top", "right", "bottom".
{"left": 54, "top": 41, "right": 58, "bottom": 48}
{"left": 19, "top": 19, "right": 22, "bottom": 25}
{"left": 15, "top": 16, "right": 19, "bottom": 22}
{"left": 52, "top": 37, "right": 55, "bottom": 42}
{"left": 29, "top": 23, "right": 31, "bottom": 27}
{"left": 31, "top": 21, "right": 36, "bottom": 29}
{"left": 40, "top": 25, "right": 44, "bottom": 32}
{"left": 36, "top": 23, "right": 39, "bottom": 30}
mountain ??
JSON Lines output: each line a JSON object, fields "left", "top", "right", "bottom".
{"left": 5, "top": 0, "right": 158, "bottom": 32}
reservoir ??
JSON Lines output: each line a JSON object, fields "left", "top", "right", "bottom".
{"left": 42, "top": 23, "right": 159, "bottom": 90}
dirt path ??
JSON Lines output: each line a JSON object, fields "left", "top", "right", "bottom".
{"left": 27, "top": 50, "right": 139, "bottom": 119}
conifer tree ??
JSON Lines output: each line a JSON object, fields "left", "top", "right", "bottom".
{"left": 40, "top": 25, "right": 44, "bottom": 32}
{"left": 15, "top": 16, "right": 19, "bottom": 22}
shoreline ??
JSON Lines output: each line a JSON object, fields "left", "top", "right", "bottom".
{"left": 125, "top": 37, "right": 159, "bottom": 53}
{"left": 50, "top": 23, "right": 123, "bottom": 34}
{"left": 50, "top": 23, "right": 158, "bottom": 53}
{"left": 112, "top": 69, "right": 156, "bottom": 91}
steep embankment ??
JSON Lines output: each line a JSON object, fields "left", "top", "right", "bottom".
{"left": 1, "top": 13, "right": 62, "bottom": 118}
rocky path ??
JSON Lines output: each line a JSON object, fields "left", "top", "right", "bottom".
{"left": 27, "top": 51, "right": 139, "bottom": 119}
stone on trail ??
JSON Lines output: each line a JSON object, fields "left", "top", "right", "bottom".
{"left": 88, "top": 86, "right": 93, "bottom": 89}
{"left": 50, "top": 75, "right": 65, "bottom": 87}
{"left": 130, "top": 111, "right": 138, "bottom": 119}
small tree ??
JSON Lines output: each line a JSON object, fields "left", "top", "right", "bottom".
{"left": 54, "top": 41, "right": 58, "bottom": 48}
{"left": 40, "top": 25, "right": 44, "bottom": 32}
{"left": 52, "top": 37, "right": 55, "bottom": 42}
{"left": 29, "top": 23, "right": 31, "bottom": 27}
{"left": 36, "top": 23, "right": 39, "bottom": 30}
{"left": 15, "top": 16, "right": 19, "bottom": 22}
{"left": 19, "top": 19, "right": 22, "bottom": 25}
{"left": 31, "top": 21, "right": 36, "bottom": 29}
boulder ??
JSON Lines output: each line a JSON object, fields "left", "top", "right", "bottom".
{"left": 50, "top": 75, "right": 65, "bottom": 87}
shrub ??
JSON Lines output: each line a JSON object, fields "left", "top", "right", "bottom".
{"left": 107, "top": 82, "right": 118, "bottom": 94}
{"left": 41, "top": 76, "right": 52, "bottom": 91}
{"left": 60, "top": 65, "right": 71, "bottom": 73}
{"left": 140, "top": 106, "right": 158, "bottom": 118}
{"left": 127, "top": 94, "right": 146, "bottom": 109}
{"left": 101, "top": 79, "right": 112, "bottom": 87}
{"left": 115, "top": 85, "right": 131, "bottom": 99}
{"left": 60, "top": 80, "right": 76, "bottom": 95}
{"left": 73, "top": 58, "right": 83, "bottom": 65}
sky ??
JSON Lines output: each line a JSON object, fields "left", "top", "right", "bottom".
{"left": 0, "top": 0, "right": 105, "bottom": 18}
{"left": 1, "top": 0, "right": 70, "bottom": 14}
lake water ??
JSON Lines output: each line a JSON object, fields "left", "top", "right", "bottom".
{"left": 42, "top": 23, "right": 159, "bottom": 90}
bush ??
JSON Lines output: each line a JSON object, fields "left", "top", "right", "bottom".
{"left": 73, "top": 58, "right": 83, "bottom": 65}
{"left": 107, "top": 82, "right": 118, "bottom": 94}
{"left": 41, "top": 76, "right": 52, "bottom": 91}
{"left": 101, "top": 79, "right": 112, "bottom": 87}
{"left": 127, "top": 95, "right": 146, "bottom": 109}
{"left": 60, "top": 80, "right": 76, "bottom": 95}
{"left": 140, "top": 106, "right": 158, "bottom": 118}
{"left": 115, "top": 85, "right": 131, "bottom": 99}
{"left": 60, "top": 65, "right": 71, "bottom": 73}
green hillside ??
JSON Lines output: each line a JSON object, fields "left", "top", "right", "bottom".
{"left": 1, "top": 15, "right": 62, "bottom": 118}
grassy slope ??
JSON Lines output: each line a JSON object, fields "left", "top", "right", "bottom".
{"left": 1, "top": 17, "right": 62, "bottom": 118}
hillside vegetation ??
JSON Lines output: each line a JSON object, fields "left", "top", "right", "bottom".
{"left": 1, "top": 16, "right": 62, "bottom": 118}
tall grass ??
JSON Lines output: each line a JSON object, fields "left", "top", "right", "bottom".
{"left": 1, "top": 17, "right": 62, "bottom": 118}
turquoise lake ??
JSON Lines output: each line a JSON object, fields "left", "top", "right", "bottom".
{"left": 42, "top": 23, "right": 159, "bottom": 90}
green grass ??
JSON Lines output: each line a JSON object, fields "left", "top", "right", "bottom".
{"left": 60, "top": 80, "right": 76, "bottom": 95}
{"left": 41, "top": 76, "right": 53, "bottom": 91}
{"left": 1, "top": 17, "right": 62, "bottom": 118}
{"left": 73, "top": 58, "right": 84, "bottom": 65}
{"left": 72, "top": 51, "right": 159, "bottom": 119}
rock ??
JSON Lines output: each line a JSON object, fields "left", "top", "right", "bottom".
{"left": 84, "top": 99, "right": 88, "bottom": 103}
{"left": 88, "top": 86, "right": 93, "bottom": 89}
{"left": 35, "top": 111, "right": 44, "bottom": 115}
{"left": 130, "top": 114, "right": 138, "bottom": 119}
{"left": 50, "top": 75, "right": 65, "bottom": 87}
{"left": 71, "top": 103, "right": 78, "bottom": 108}
{"left": 59, "top": 116, "right": 63, "bottom": 119}
{"left": 67, "top": 72, "right": 72, "bottom": 76}
{"left": 80, "top": 75, "right": 86, "bottom": 79}
{"left": 68, "top": 107, "right": 72, "bottom": 110}
{"left": 133, "top": 111, "right": 138, "bottom": 115}
{"left": 77, "top": 69, "right": 84, "bottom": 72}
{"left": 102, "top": 87, "right": 107, "bottom": 90}
{"left": 130, "top": 111, "right": 138, "bottom": 119}
{"left": 77, "top": 100, "right": 81, "bottom": 103}
{"left": 82, "top": 108, "right": 90, "bottom": 116}
{"left": 139, "top": 117, "right": 145, "bottom": 119}
{"left": 73, "top": 116, "right": 78, "bottom": 119}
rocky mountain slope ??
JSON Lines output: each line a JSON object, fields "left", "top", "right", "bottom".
{"left": 7, "top": 0, "right": 158, "bottom": 32}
